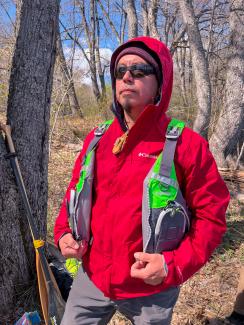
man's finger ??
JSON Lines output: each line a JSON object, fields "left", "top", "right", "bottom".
{"left": 130, "top": 263, "right": 148, "bottom": 279}
{"left": 131, "top": 260, "right": 145, "bottom": 269}
{"left": 134, "top": 252, "right": 152, "bottom": 262}
{"left": 62, "top": 234, "right": 79, "bottom": 249}
{"left": 65, "top": 237, "right": 79, "bottom": 249}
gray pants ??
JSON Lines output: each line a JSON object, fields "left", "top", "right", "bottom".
{"left": 61, "top": 267, "right": 180, "bottom": 325}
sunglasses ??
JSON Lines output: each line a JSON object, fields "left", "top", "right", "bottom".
{"left": 115, "top": 64, "right": 155, "bottom": 80}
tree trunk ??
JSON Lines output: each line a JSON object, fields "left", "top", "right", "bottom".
{"left": 209, "top": 0, "right": 244, "bottom": 168}
{"left": 56, "top": 24, "right": 82, "bottom": 117}
{"left": 126, "top": 0, "right": 138, "bottom": 39}
{"left": 79, "top": 0, "right": 101, "bottom": 101}
{"left": 148, "top": 0, "right": 160, "bottom": 39}
{"left": 95, "top": 0, "right": 106, "bottom": 100}
{"left": 15, "top": 0, "right": 23, "bottom": 36}
{"left": 0, "top": 0, "right": 59, "bottom": 322}
{"left": 175, "top": 45, "right": 188, "bottom": 106}
{"left": 90, "top": 0, "right": 101, "bottom": 101}
{"left": 178, "top": 0, "right": 211, "bottom": 139}
{"left": 141, "top": 0, "right": 149, "bottom": 36}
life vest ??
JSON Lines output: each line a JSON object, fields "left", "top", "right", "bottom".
{"left": 67, "top": 119, "right": 191, "bottom": 253}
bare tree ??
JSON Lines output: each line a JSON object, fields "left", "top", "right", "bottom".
{"left": 177, "top": 0, "right": 212, "bottom": 139}
{"left": 71, "top": 0, "right": 109, "bottom": 102}
{"left": 56, "top": 23, "right": 82, "bottom": 116}
{"left": 88, "top": 0, "right": 101, "bottom": 100}
{"left": 141, "top": 0, "right": 149, "bottom": 36}
{"left": 95, "top": 0, "right": 107, "bottom": 99}
{"left": 148, "top": 0, "right": 160, "bottom": 39}
{"left": 175, "top": 41, "right": 188, "bottom": 106}
{"left": 209, "top": 0, "right": 244, "bottom": 168}
{"left": 0, "top": 0, "right": 59, "bottom": 322}
{"left": 126, "top": 0, "right": 138, "bottom": 39}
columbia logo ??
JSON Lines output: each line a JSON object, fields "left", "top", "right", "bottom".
{"left": 138, "top": 152, "right": 157, "bottom": 159}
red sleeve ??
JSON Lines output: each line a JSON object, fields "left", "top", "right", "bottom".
{"left": 162, "top": 132, "right": 230, "bottom": 286}
{"left": 53, "top": 130, "right": 95, "bottom": 245}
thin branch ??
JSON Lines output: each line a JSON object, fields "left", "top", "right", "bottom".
{"left": 0, "top": 1, "right": 15, "bottom": 28}
{"left": 97, "top": 0, "right": 120, "bottom": 43}
{"left": 59, "top": 19, "right": 90, "bottom": 66}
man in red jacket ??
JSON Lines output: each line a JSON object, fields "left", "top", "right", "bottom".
{"left": 54, "top": 37, "right": 230, "bottom": 324}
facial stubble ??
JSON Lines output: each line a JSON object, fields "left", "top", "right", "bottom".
{"left": 122, "top": 97, "right": 133, "bottom": 114}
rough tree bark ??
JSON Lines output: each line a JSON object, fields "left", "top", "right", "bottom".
{"left": 0, "top": 0, "right": 59, "bottom": 322}
{"left": 141, "top": 0, "right": 149, "bottom": 36}
{"left": 15, "top": 0, "right": 22, "bottom": 35}
{"left": 148, "top": 0, "right": 160, "bottom": 39}
{"left": 209, "top": 0, "right": 244, "bottom": 168}
{"left": 178, "top": 0, "right": 211, "bottom": 139}
{"left": 126, "top": 0, "right": 138, "bottom": 39}
{"left": 56, "top": 24, "right": 82, "bottom": 116}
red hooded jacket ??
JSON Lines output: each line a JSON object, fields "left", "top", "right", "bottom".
{"left": 54, "top": 37, "right": 230, "bottom": 299}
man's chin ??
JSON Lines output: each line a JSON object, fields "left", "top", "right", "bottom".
{"left": 122, "top": 102, "right": 134, "bottom": 114}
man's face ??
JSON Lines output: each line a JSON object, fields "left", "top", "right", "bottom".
{"left": 115, "top": 54, "right": 158, "bottom": 118}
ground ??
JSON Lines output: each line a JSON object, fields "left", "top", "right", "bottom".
{"left": 47, "top": 115, "right": 243, "bottom": 325}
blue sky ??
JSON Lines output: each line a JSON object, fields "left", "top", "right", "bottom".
{"left": 0, "top": 0, "right": 16, "bottom": 35}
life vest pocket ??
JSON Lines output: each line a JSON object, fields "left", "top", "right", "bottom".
{"left": 151, "top": 201, "right": 190, "bottom": 253}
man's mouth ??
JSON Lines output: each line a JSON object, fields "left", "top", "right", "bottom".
{"left": 120, "top": 89, "right": 136, "bottom": 94}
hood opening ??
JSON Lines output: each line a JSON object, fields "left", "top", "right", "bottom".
{"left": 110, "top": 37, "right": 173, "bottom": 130}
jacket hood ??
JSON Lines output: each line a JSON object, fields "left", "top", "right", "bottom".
{"left": 110, "top": 36, "right": 173, "bottom": 131}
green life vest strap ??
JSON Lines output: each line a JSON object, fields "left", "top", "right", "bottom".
{"left": 159, "top": 119, "right": 185, "bottom": 179}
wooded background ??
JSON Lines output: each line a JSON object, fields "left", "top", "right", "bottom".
{"left": 0, "top": 0, "right": 243, "bottom": 323}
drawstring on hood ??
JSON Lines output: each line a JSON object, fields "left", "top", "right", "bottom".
{"left": 110, "top": 37, "right": 173, "bottom": 131}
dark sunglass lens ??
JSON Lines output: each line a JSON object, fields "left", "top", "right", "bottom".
{"left": 115, "top": 66, "right": 126, "bottom": 79}
{"left": 115, "top": 64, "right": 155, "bottom": 79}
{"left": 131, "top": 64, "right": 154, "bottom": 78}
{"left": 131, "top": 69, "right": 146, "bottom": 78}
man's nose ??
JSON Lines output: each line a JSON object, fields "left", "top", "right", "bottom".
{"left": 122, "top": 70, "right": 133, "bottom": 82}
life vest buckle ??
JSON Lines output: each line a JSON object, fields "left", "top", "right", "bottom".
{"left": 94, "top": 124, "right": 108, "bottom": 136}
{"left": 166, "top": 126, "right": 180, "bottom": 140}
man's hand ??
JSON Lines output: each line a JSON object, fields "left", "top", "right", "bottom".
{"left": 59, "top": 233, "right": 87, "bottom": 260}
{"left": 130, "top": 252, "right": 167, "bottom": 286}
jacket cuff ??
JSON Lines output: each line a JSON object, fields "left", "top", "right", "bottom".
{"left": 163, "top": 250, "right": 174, "bottom": 266}
{"left": 56, "top": 230, "right": 72, "bottom": 249}
{"left": 162, "top": 251, "right": 183, "bottom": 286}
